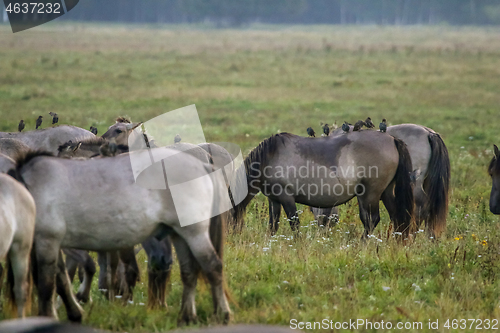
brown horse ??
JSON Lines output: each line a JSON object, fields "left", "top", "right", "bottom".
{"left": 489, "top": 145, "right": 500, "bottom": 214}
{"left": 234, "top": 131, "right": 414, "bottom": 238}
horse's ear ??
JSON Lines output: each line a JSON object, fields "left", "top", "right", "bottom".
{"left": 494, "top": 145, "right": 499, "bottom": 158}
{"left": 126, "top": 122, "right": 143, "bottom": 131}
{"left": 73, "top": 142, "right": 82, "bottom": 152}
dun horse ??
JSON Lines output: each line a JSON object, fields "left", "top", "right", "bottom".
{"left": 325, "top": 123, "right": 450, "bottom": 237}
{"left": 10, "top": 148, "right": 231, "bottom": 324}
{"left": 233, "top": 131, "right": 415, "bottom": 238}
{"left": 0, "top": 173, "right": 36, "bottom": 318}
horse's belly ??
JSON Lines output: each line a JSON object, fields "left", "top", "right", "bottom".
{"left": 266, "top": 177, "right": 356, "bottom": 207}
{"left": 61, "top": 219, "right": 158, "bottom": 251}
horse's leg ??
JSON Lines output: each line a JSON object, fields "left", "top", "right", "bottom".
{"left": 143, "top": 236, "right": 173, "bottom": 309}
{"left": 357, "top": 195, "right": 381, "bottom": 239}
{"left": 106, "top": 251, "right": 119, "bottom": 301}
{"left": 281, "top": 198, "right": 300, "bottom": 231}
{"left": 381, "top": 183, "right": 411, "bottom": 238}
{"left": 268, "top": 198, "right": 282, "bottom": 234}
{"left": 118, "top": 247, "right": 139, "bottom": 301}
{"left": 97, "top": 251, "right": 107, "bottom": 291}
{"left": 175, "top": 226, "right": 230, "bottom": 324}
{"left": 35, "top": 239, "right": 60, "bottom": 318}
{"left": 414, "top": 186, "right": 428, "bottom": 232}
{"left": 8, "top": 240, "right": 31, "bottom": 318}
{"left": 55, "top": 250, "right": 83, "bottom": 322}
{"left": 170, "top": 234, "right": 200, "bottom": 325}
{"left": 64, "top": 251, "right": 78, "bottom": 282}
{"left": 75, "top": 252, "right": 96, "bottom": 303}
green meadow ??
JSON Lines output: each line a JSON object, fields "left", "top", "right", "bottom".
{"left": 1, "top": 23, "right": 500, "bottom": 332}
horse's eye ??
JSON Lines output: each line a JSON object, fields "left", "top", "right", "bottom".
{"left": 116, "top": 129, "right": 123, "bottom": 134}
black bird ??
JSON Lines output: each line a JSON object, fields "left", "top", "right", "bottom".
{"left": 18, "top": 120, "right": 25, "bottom": 132}
{"left": 364, "top": 117, "right": 375, "bottom": 129}
{"left": 322, "top": 123, "right": 330, "bottom": 136}
{"left": 36, "top": 116, "right": 43, "bottom": 129}
{"left": 49, "top": 112, "right": 58, "bottom": 125}
{"left": 353, "top": 120, "right": 365, "bottom": 131}
{"left": 174, "top": 134, "right": 182, "bottom": 144}
{"left": 307, "top": 127, "right": 316, "bottom": 137}
{"left": 379, "top": 119, "right": 387, "bottom": 133}
{"left": 342, "top": 122, "right": 350, "bottom": 133}
{"left": 90, "top": 126, "right": 98, "bottom": 135}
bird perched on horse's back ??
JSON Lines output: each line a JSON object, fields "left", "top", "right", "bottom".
{"left": 90, "top": 126, "right": 98, "bottom": 135}
{"left": 307, "top": 127, "right": 316, "bottom": 137}
{"left": 36, "top": 116, "right": 43, "bottom": 129}
{"left": 364, "top": 117, "right": 375, "bottom": 129}
{"left": 379, "top": 119, "right": 387, "bottom": 133}
{"left": 342, "top": 122, "right": 350, "bottom": 133}
{"left": 174, "top": 134, "right": 182, "bottom": 144}
{"left": 49, "top": 112, "right": 58, "bottom": 125}
{"left": 322, "top": 123, "right": 330, "bottom": 136}
{"left": 18, "top": 120, "right": 25, "bottom": 132}
{"left": 353, "top": 120, "right": 365, "bottom": 131}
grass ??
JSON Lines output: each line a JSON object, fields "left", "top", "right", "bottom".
{"left": 1, "top": 23, "right": 500, "bottom": 332}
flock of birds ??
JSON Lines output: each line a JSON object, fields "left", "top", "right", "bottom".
{"left": 306, "top": 117, "right": 387, "bottom": 137}
{"left": 18, "top": 112, "right": 100, "bottom": 135}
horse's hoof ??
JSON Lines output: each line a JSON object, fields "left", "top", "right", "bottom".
{"left": 177, "top": 314, "right": 198, "bottom": 326}
{"left": 222, "top": 311, "right": 231, "bottom": 325}
{"left": 75, "top": 292, "right": 89, "bottom": 304}
{"left": 67, "top": 312, "right": 83, "bottom": 323}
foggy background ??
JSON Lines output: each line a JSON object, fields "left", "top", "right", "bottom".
{"left": 3, "top": 0, "right": 500, "bottom": 26}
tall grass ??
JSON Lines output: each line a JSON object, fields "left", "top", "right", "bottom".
{"left": 1, "top": 24, "right": 500, "bottom": 331}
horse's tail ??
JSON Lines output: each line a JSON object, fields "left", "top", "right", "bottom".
{"left": 423, "top": 132, "right": 450, "bottom": 237}
{"left": 209, "top": 180, "right": 235, "bottom": 304}
{"left": 5, "top": 255, "right": 33, "bottom": 318}
{"left": 392, "top": 138, "right": 415, "bottom": 236}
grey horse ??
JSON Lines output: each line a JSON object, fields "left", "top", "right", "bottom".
{"left": 0, "top": 125, "right": 95, "bottom": 154}
{"left": 326, "top": 123, "right": 450, "bottom": 237}
{"left": 10, "top": 148, "right": 231, "bottom": 324}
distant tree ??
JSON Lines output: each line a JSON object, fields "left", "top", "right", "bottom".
{"left": 178, "top": 0, "right": 307, "bottom": 26}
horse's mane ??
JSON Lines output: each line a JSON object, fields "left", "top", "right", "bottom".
{"left": 243, "top": 133, "right": 293, "bottom": 179}
{"left": 11, "top": 150, "right": 54, "bottom": 170}
{"left": 116, "top": 116, "right": 131, "bottom": 124}
{"left": 489, "top": 155, "right": 500, "bottom": 175}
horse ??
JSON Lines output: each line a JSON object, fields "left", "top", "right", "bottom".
{"left": 328, "top": 123, "right": 450, "bottom": 237}
{"left": 101, "top": 120, "right": 238, "bottom": 308}
{"left": 489, "top": 145, "right": 500, "bottom": 214}
{"left": 10, "top": 147, "right": 231, "bottom": 324}
{"left": 233, "top": 131, "right": 414, "bottom": 238}
{"left": 0, "top": 125, "right": 95, "bottom": 154}
{"left": 0, "top": 173, "right": 36, "bottom": 318}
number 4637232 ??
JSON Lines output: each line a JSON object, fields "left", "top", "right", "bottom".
{"left": 5, "top": 2, "right": 61, "bottom": 14}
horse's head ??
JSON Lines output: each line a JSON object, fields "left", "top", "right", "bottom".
{"left": 489, "top": 144, "right": 500, "bottom": 214}
{"left": 101, "top": 117, "right": 142, "bottom": 147}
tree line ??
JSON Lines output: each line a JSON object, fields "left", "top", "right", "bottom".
{"left": 58, "top": 0, "right": 500, "bottom": 26}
